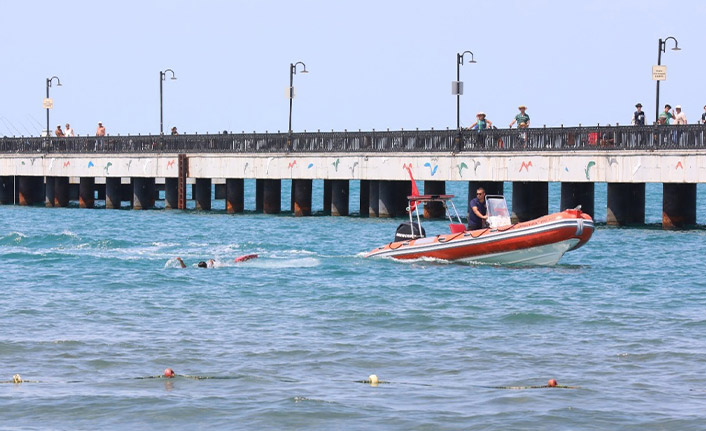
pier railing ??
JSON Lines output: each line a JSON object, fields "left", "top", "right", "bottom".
{"left": 2, "top": 125, "right": 706, "bottom": 153}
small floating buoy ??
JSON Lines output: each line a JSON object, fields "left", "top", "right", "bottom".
{"left": 369, "top": 374, "right": 379, "bottom": 387}
{"left": 548, "top": 379, "right": 557, "bottom": 387}
{"left": 164, "top": 368, "right": 175, "bottom": 378}
{"left": 12, "top": 374, "right": 22, "bottom": 384}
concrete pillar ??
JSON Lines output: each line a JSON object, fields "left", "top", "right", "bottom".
{"left": 17, "top": 176, "right": 37, "bottom": 206}
{"left": 105, "top": 177, "right": 122, "bottom": 209}
{"left": 132, "top": 177, "right": 156, "bottom": 210}
{"left": 165, "top": 178, "right": 178, "bottom": 209}
{"left": 45, "top": 176, "right": 56, "bottom": 207}
{"left": 368, "top": 180, "right": 379, "bottom": 217}
{"left": 379, "top": 181, "right": 397, "bottom": 218}
{"left": 359, "top": 180, "right": 370, "bottom": 218}
{"left": 331, "top": 180, "right": 349, "bottom": 216}
{"left": 79, "top": 177, "right": 95, "bottom": 208}
{"left": 263, "top": 179, "right": 281, "bottom": 214}
{"left": 54, "top": 177, "right": 70, "bottom": 208}
{"left": 663, "top": 183, "right": 696, "bottom": 229}
{"left": 424, "top": 180, "right": 446, "bottom": 219}
{"left": 292, "top": 179, "right": 312, "bottom": 216}
{"left": 226, "top": 179, "right": 244, "bottom": 213}
{"left": 560, "top": 182, "right": 595, "bottom": 218}
{"left": 0, "top": 176, "right": 14, "bottom": 204}
{"left": 323, "top": 180, "right": 332, "bottom": 215}
{"left": 194, "top": 178, "right": 212, "bottom": 210}
{"left": 511, "top": 181, "right": 549, "bottom": 223}
{"left": 396, "top": 180, "right": 412, "bottom": 216}
{"left": 256, "top": 179, "right": 264, "bottom": 212}
{"left": 607, "top": 183, "right": 645, "bottom": 226}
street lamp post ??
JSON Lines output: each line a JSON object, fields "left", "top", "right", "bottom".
{"left": 160, "top": 69, "right": 177, "bottom": 135}
{"left": 288, "top": 61, "right": 308, "bottom": 134}
{"left": 655, "top": 37, "right": 680, "bottom": 123}
{"left": 46, "top": 76, "right": 61, "bottom": 137}
{"left": 454, "top": 51, "right": 476, "bottom": 130}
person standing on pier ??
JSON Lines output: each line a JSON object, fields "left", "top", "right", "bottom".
{"left": 701, "top": 105, "right": 706, "bottom": 124}
{"left": 632, "top": 103, "right": 645, "bottom": 125}
{"left": 469, "top": 112, "right": 493, "bottom": 131}
{"left": 55, "top": 124, "right": 65, "bottom": 137}
{"left": 658, "top": 105, "right": 674, "bottom": 125}
{"left": 96, "top": 122, "right": 106, "bottom": 136}
{"left": 171, "top": 126, "right": 178, "bottom": 135}
{"left": 674, "top": 105, "right": 687, "bottom": 124}
{"left": 65, "top": 123, "right": 74, "bottom": 137}
{"left": 509, "top": 105, "right": 530, "bottom": 128}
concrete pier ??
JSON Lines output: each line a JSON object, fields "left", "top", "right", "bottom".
{"left": 607, "top": 183, "right": 645, "bottom": 226}
{"left": 105, "top": 178, "right": 122, "bottom": 209}
{"left": 262, "top": 179, "right": 281, "bottom": 214}
{"left": 194, "top": 178, "right": 211, "bottom": 210}
{"left": 368, "top": 180, "right": 379, "bottom": 217}
{"left": 292, "top": 179, "right": 312, "bottom": 216}
{"left": 225, "top": 179, "right": 244, "bottom": 213}
{"left": 359, "top": 180, "right": 370, "bottom": 217}
{"left": 18, "top": 176, "right": 38, "bottom": 206}
{"left": 511, "top": 181, "right": 548, "bottom": 223}
{"left": 331, "top": 180, "right": 349, "bottom": 216}
{"left": 54, "top": 177, "right": 69, "bottom": 207}
{"left": 663, "top": 183, "right": 696, "bottom": 229}
{"left": 132, "top": 177, "right": 156, "bottom": 210}
{"left": 423, "top": 180, "right": 446, "bottom": 219}
{"left": 0, "top": 176, "right": 14, "bottom": 204}
{"left": 45, "top": 176, "right": 56, "bottom": 207}
{"left": 165, "top": 178, "right": 178, "bottom": 209}
{"left": 255, "top": 179, "right": 264, "bottom": 212}
{"left": 79, "top": 177, "right": 95, "bottom": 208}
{"left": 378, "top": 181, "right": 397, "bottom": 218}
{"left": 560, "top": 182, "right": 594, "bottom": 218}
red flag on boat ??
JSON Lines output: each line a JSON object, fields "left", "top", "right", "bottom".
{"left": 406, "top": 166, "right": 420, "bottom": 212}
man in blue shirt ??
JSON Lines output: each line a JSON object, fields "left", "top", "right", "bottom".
{"left": 467, "top": 187, "right": 488, "bottom": 230}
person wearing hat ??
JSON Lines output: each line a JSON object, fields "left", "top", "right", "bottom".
{"left": 54, "top": 124, "right": 65, "bottom": 137}
{"left": 171, "top": 126, "right": 179, "bottom": 135}
{"left": 674, "top": 105, "right": 687, "bottom": 125}
{"left": 469, "top": 112, "right": 493, "bottom": 132}
{"left": 632, "top": 103, "right": 645, "bottom": 126}
{"left": 65, "top": 123, "right": 75, "bottom": 137}
{"left": 96, "top": 121, "right": 106, "bottom": 136}
{"left": 509, "top": 105, "right": 530, "bottom": 129}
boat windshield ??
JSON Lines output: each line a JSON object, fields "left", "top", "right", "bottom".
{"left": 486, "top": 195, "right": 512, "bottom": 228}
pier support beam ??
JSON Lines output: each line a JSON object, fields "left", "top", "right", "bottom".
{"left": 395, "top": 180, "right": 412, "bottom": 216}
{"left": 226, "top": 179, "right": 244, "bottom": 213}
{"left": 331, "top": 180, "right": 349, "bottom": 216}
{"left": 132, "top": 177, "right": 156, "bottom": 210}
{"left": 165, "top": 178, "right": 178, "bottom": 209}
{"left": 560, "top": 182, "right": 594, "bottom": 218}
{"left": 424, "top": 181, "right": 446, "bottom": 219}
{"left": 54, "top": 177, "right": 70, "bottom": 208}
{"left": 662, "top": 183, "right": 696, "bottom": 229}
{"left": 323, "top": 180, "right": 332, "bottom": 215}
{"left": 607, "top": 183, "right": 645, "bottom": 226}
{"left": 511, "top": 181, "right": 548, "bottom": 223}
{"left": 0, "top": 176, "right": 14, "bottom": 204}
{"left": 368, "top": 180, "right": 379, "bottom": 217}
{"left": 105, "top": 178, "right": 122, "bottom": 209}
{"left": 256, "top": 179, "right": 264, "bottom": 212}
{"left": 18, "top": 176, "right": 39, "bottom": 206}
{"left": 45, "top": 176, "right": 56, "bottom": 207}
{"left": 194, "top": 178, "right": 212, "bottom": 210}
{"left": 359, "top": 180, "right": 370, "bottom": 218}
{"left": 378, "top": 181, "right": 396, "bottom": 218}
{"left": 292, "top": 179, "right": 312, "bottom": 216}
{"left": 79, "top": 177, "right": 95, "bottom": 208}
{"left": 262, "top": 179, "right": 281, "bottom": 214}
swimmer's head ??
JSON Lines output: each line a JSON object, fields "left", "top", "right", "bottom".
{"left": 164, "top": 368, "right": 175, "bottom": 378}
{"left": 197, "top": 261, "right": 208, "bottom": 268}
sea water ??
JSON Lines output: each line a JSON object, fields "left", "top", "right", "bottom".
{"left": 1, "top": 181, "right": 706, "bottom": 430}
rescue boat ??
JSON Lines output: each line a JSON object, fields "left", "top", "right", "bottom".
{"left": 365, "top": 193, "right": 594, "bottom": 266}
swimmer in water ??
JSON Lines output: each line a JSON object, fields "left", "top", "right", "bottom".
{"left": 176, "top": 257, "right": 215, "bottom": 268}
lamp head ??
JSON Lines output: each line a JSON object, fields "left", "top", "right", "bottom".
{"left": 671, "top": 46, "right": 681, "bottom": 51}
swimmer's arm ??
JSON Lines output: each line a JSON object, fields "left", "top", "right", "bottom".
{"left": 176, "top": 257, "right": 186, "bottom": 268}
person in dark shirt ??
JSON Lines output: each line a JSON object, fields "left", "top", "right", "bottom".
{"left": 467, "top": 187, "right": 488, "bottom": 230}
{"left": 701, "top": 105, "right": 706, "bottom": 124}
{"left": 633, "top": 103, "right": 645, "bottom": 125}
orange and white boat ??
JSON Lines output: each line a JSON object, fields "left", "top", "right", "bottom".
{"left": 365, "top": 193, "right": 594, "bottom": 266}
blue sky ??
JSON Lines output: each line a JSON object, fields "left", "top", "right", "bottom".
{"left": 1, "top": 0, "right": 704, "bottom": 136}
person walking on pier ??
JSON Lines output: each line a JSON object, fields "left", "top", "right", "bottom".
{"left": 65, "top": 123, "right": 74, "bottom": 137}
{"left": 509, "top": 105, "right": 530, "bottom": 129}
{"left": 55, "top": 124, "right": 64, "bottom": 137}
{"left": 632, "top": 103, "right": 645, "bottom": 126}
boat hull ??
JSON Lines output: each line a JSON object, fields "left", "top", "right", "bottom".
{"left": 365, "top": 210, "right": 594, "bottom": 266}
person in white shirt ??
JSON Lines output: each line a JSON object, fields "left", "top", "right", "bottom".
{"left": 65, "top": 123, "right": 75, "bottom": 137}
{"left": 674, "top": 105, "right": 687, "bottom": 124}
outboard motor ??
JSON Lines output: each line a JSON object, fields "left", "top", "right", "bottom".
{"left": 394, "top": 222, "right": 426, "bottom": 242}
